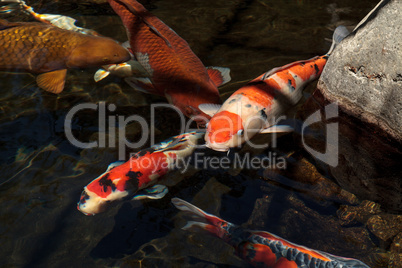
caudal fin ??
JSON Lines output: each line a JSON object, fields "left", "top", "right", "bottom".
{"left": 326, "top": 25, "right": 350, "bottom": 55}
{"left": 172, "top": 198, "right": 234, "bottom": 239}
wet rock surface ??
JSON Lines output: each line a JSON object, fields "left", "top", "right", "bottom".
{"left": 299, "top": 0, "right": 402, "bottom": 213}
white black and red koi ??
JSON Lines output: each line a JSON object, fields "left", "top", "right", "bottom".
{"left": 199, "top": 26, "right": 350, "bottom": 152}
{"left": 172, "top": 198, "right": 370, "bottom": 268}
{"left": 77, "top": 131, "right": 203, "bottom": 216}
{"left": 0, "top": 0, "right": 98, "bottom": 35}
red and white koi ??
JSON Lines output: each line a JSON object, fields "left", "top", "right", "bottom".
{"left": 77, "top": 131, "right": 203, "bottom": 216}
{"left": 172, "top": 198, "right": 370, "bottom": 268}
{"left": 107, "top": 0, "right": 230, "bottom": 126}
{"left": 200, "top": 26, "right": 350, "bottom": 152}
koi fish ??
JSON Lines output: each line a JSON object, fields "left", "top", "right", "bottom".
{"left": 199, "top": 26, "right": 350, "bottom": 152}
{"left": 107, "top": 0, "right": 231, "bottom": 126}
{"left": 77, "top": 131, "right": 203, "bottom": 216}
{"left": 0, "top": 0, "right": 99, "bottom": 35}
{"left": 0, "top": 19, "right": 130, "bottom": 93}
{"left": 172, "top": 198, "right": 370, "bottom": 268}
{"left": 94, "top": 41, "right": 149, "bottom": 82}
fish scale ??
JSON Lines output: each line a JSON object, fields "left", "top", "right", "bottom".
{"left": 0, "top": 19, "right": 130, "bottom": 92}
{"left": 0, "top": 23, "right": 76, "bottom": 72}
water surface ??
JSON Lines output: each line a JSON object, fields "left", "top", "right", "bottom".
{"left": 0, "top": 0, "right": 388, "bottom": 267}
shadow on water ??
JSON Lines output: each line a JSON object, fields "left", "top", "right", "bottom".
{"left": 90, "top": 202, "right": 173, "bottom": 259}
{"left": 0, "top": 0, "right": 392, "bottom": 267}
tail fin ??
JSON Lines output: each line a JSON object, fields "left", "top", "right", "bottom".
{"left": 326, "top": 25, "right": 350, "bottom": 55}
{"left": 0, "top": 1, "right": 21, "bottom": 14}
{"left": 172, "top": 198, "right": 234, "bottom": 239}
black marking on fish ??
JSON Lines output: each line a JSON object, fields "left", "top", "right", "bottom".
{"left": 229, "top": 99, "right": 237, "bottom": 104}
{"left": 125, "top": 171, "right": 141, "bottom": 191}
{"left": 99, "top": 174, "right": 116, "bottom": 192}
{"left": 260, "top": 110, "right": 268, "bottom": 120}
{"left": 244, "top": 242, "right": 257, "bottom": 260}
{"left": 287, "top": 79, "right": 296, "bottom": 91}
{"left": 323, "top": 55, "right": 329, "bottom": 60}
{"left": 134, "top": 147, "right": 156, "bottom": 158}
{"left": 300, "top": 62, "right": 306, "bottom": 66}
{"left": 314, "top": 64, "right": 320, "bottom": 75}
{"left": 247, "top": 80, "right": 266, "bottom": 87}
{"left": 309, "top": 257, "right": 317, "bottom": 268}
{"left": 79, "top": 191, "right": 90, "bottom": 204}
{"left": 245, "top": 104, "right": 252, "bottom": 108}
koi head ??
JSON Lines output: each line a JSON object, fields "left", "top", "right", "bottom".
{"left": 68, "top": 37, "right": 131, "bottom": 69}
{"left": 77, "top": 163, "right": 139, "bottom": 215}
{"left": 205, "top": 110, "right": 264, "bottom": 152}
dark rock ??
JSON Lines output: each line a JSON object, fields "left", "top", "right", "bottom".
{"left": 264, "top": 153, "right": 359, "bottom": 206}
{"left": 298, "top": 0, "right": 402, "bottom": 212}
{"left": 389, "top": 253, "right": 402, "bottom": 268}
{"left": 367, "top": 214, "right": 402, "bottom": 242}
{"left": 337, "top": 200, "right": 382, "bottom": 226}
{"left": 391, "top": 232, "right": 402, "bottom": 253}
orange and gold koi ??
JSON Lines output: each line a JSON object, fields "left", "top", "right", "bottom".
{"left": 0, "top": 19, "right": 130, "bottom": 93}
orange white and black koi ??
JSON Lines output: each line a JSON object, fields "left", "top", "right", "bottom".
{"left": 107, "top": 0, "right": 230, "bottom": 126}
{"left": 77, "top": 131, "right": 203, "bottom": 216}
{"left": 173, "top": 198, "right": 370, "bottom": 268}
{"left": 0, "top": 0, "right": 99, "bottom": 35}
{"left": 200, "top": 26, "right": 350, "bottom": 152}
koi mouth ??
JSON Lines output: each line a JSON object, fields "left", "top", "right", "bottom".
{"left": 77, "top": 203, "right": 95, "bottom": 216}
{"left": 206, "top": 142, "right": 230, "bottom": 152}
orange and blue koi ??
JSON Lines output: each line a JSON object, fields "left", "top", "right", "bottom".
{"left": 77, "top": 131, "right": 203, "bottom": 216}
{"left": 107, "top": 0, "right": 230, "bottom": 126}
{"left": 200, "top": 26, "right": 350, "bottom": 152}
{"left": 172, "top": 198, "right": 370, "bottom": 268}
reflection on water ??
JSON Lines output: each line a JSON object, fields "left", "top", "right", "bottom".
{"left": 0, "top": 0, "right": 391, "bottom": 267}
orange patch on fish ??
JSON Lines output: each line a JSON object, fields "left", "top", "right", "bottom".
{"left": 208, "top": 111, "right": 242, "bottom": 144}
{"left": 275, "top": 70, "right": 296, "bottom": 87}
{"left": 234, "top": 85, "right": 275, "bottom": 107}
{"left": 273, "top": 257, "right": 298, "bottom": 268}
{"left": 252, "top": 231, "right": 331, "bottom": 261}
{"left": 241, "top": 242, "right": 277, "bottom": 267}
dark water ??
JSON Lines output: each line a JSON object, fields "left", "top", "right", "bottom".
{"left": 0, "top": 0, "right": 389, "bottom": 267}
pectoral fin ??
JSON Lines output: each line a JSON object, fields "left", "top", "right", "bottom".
{"left": 207, "top": 66, "right": 231, "bottom": 87}
{"left": 36, "top": 69, "right": 67, "bottom": 93}
{"left": 260, "top": 125, "right": 293, "bottom": 134}
{"left": 124, "top": 77, "right": 161, "bottom": 95}
{"left": 94, "top": 69, "right": 110, "bottom": 82}
{"left": 198, "top": 103, "right": 222, "bottom": 117}
{"left": 132, "top": 184, "right": 168, "bottom": 200}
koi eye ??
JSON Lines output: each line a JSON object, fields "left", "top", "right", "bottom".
{"left": 102, "top": 57, "right": 109, "bottom": 63}
{"left": 237, "top": 129, "right": 244, "bottom": 136}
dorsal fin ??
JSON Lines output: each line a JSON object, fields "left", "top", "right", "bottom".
{"left": 117, "top": 0, "right": 172, "bottom": 48}
{"left": 260, "top": 57, "right": 321, "bottom": 81}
